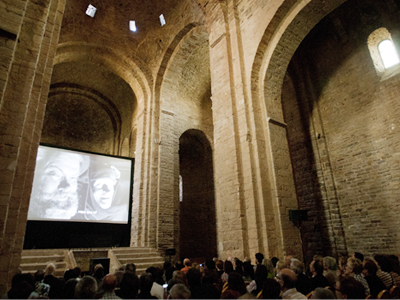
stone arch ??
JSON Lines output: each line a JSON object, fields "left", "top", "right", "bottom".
{"left": 250, "top": 0, "right": 349, "bottom": 258}
{"left": 179, "top": 129, "right": 216, "bottom": 259}
{"left": 54, "top": 42, "right": 152, "bottom": 112}
{"left": 146, "top": 22, "right": 211, "bottom": 253}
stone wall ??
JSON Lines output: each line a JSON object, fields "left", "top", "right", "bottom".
{"left": 283, "top": 0, "right": 400, "bottom": 260}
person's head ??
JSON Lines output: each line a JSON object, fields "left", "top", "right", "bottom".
{"left": 205, "top": 259, "right": 216, "bottom": 270}
{"left": 34, "top": 269, "right": 45, "bottom": 282}
{"left": 75, "top": 275, "right": 98, "bottom": 299}
{"left": 338, "top": 256, "right": 348, "bottom": 272}
{"left": 275, "top": 261, "right": 286, "bottom": 274}
{"left": 186, "top": 267, "right": 201, "bottom": 287}
{"left": 262, "top": 258, "right": 275, "bottom": 275}
{"left": 254, "top": 264, "right": 269, "bottom": 284}
{"left": 92, "top": 263, "right": 104, "bottom": 278}
{"left": 216, "top": 260, "right": 224, "bottom": 271}
{"left": 323, "top": 256, "right": 338, "bottom": 271}
{"left": 363, "top": 259, "right": 378, "bottom": 276}
{"left": 90, "top": 163, "right": 120, "bottom": 210}
{"left": 243, "top": 261, "right": 255, "bottom": 279}
{"left": 139, "top": 272, "right": 154, "bottom": 294}
{"left": 312, "top": 287, "right": 337, "bottom": 299}
{"left": 120, "top": 272, "right": 139, "bottom": 299}
{"left": 172, "top": 270, "right": 186, "bottom": 284}
{"left": 44, "top": 263, "right": 56, "bottom": 277}
{"left": 290, "top": 260, "right": 305, "bottom": 275}
{"left": 353, "top": 252, "right": 364, "bottom": 262}
{"left": 313, "top": 259, "right": 324, "bottom": 275}
{"left": 284, "top": 255, "right": 293, "bottom": 267}
{"left": 227, "top": 272, "right": 246, "bottom": 295}
{"left": 262, "top": 278, "right": 281, "bottom": 299}
{"left": 63, "top": 278, "right": 79, "bottom": 299}
{"left": 335, "top": 276, "right": 365, "bottom": 299}
{"left": 31, "top": 149, "right": 88, "bottom": 219}
{"left": 169, "top": 283, "right": 191, "bottom": 299}
{"left": 102, "top": 274, "right": 117, "bottom": 292}
{"left": 271, "top": 257, "right": 279, "bottom": 269}
{"left": 124, "top": 262, "right": 136, "bottom": 274}
{"left": 255, "top": 253, "right": 264, "bottom": 265}
{"left": 224, "top": 260, "right": 234, "bottom": 274}
{"left": 374, "top": 254, "right": 391, "bottom": 272}
{"left": 277, "top": 268, "right": 297, "bottom": 291}
{"left": 183, "top": 258, "right": 191, "bottom": 267}
{"left": 346, "top": 257, "right": 363, "bottom": 275}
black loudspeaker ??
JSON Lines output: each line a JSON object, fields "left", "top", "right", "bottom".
{"left": 289, "top": 209, "right": 308, "bottom": 222}
{"left": 165, "top": 248, "right": 176, "bottom": 256}
{"left": 90, "top": 258, "right": 110, "bottom": 275}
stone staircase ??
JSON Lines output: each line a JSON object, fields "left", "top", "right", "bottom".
{"left": 19, "top": 247, "right": 165, "bottom": 276}
{"left": 20, "top": 249, "right": 70, "bottom": 277}
{"left": 112, "top": 247, "right": 165, "bottom": 274}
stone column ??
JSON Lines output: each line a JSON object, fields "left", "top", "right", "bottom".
{"left": 0, "top": 0, "right": 65, "bottom": 294}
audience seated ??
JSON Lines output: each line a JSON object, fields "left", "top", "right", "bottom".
{"left": 118, "top": 271, "right": 139, "bottom": 299}
{"left": 261, "top": 278, "right": 281, "bottom": 299}
{"left": 75, "top": 275, "right": 98, "bottom": 299}
{"left": 101, "top": 274, "right": 121, "bottom": 299}
{"left": 291, "top": 259, "right": 312, "bottom": 296}
{"left": 310, "top": 260, "right": 329, "bottom": 290}
{"left": 181, "top": 258, "right": 191, "bottom": 274}
{"left": 138, "top": 272, "right": 158, "bottom": 299}
{"left": 12, "top": 249, "right": 400, "bottom": 300}
{"left": 323, "top": 256, "right": 338, "bottom": 286}
{"left": 374, "top": 255, "right": 395, "bottom": 289}
{"left": 311, "top": 287, "right": 336, "bottom": 299}
{"left": 344, "top": 257, "right": 370, "bottom": 295}
{"left": 363, "top": 259, "right": 387, "bottom": 298}
{"left": 169, "top": 283, "right": 191, "bottom": 299}
{"left": 277, "top": 268, "right": 306, "bottom": 299}
{"left": 335, "top": 276, "right": 366, "bottom": 299}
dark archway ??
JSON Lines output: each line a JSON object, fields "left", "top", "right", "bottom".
{"left": 179, "top": 129, "right": 216, "bottom": 259}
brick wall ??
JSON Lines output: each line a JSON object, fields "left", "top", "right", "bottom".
{"left": 283, "top": 0, "right": 400, "bottom": 260}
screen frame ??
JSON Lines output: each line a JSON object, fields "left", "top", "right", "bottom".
{"left": 24, "top": 143, "right": 134, "bottom": 249}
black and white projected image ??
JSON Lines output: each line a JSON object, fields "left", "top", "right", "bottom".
{"left": 28, "top": 146, "right": 132, "bottom": 224}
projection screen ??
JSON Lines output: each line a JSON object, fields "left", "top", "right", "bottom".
{"left": 27, "top": 145, "right": 133, "bottom": 224}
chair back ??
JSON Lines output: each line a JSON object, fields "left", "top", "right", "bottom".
{"left": 377, "top": 290, "right": 391, "bottom": 299}
{"left": 390, "top": 286, "right": 400, "bottom": 299}
{"left": 306, "top": 291, "right": 313, "bottom": 299}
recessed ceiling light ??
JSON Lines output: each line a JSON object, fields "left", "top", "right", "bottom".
{"left": 159, "top": 14, "right": 166, "bottom": 27}
{"left": 129, "top": 21, "right": 137, "bottom": 32}
{"left": 86, "top": 4, "right": 97, "bottom": 18}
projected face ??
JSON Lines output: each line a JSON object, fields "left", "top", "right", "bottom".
{"left": 92, "top": 177, "right": 116, "bottom": 209}
{"left": 32, "top": 152, "right": 82, "bottom": 219}
{"left": 90, "top": 165, "right": 120, "bottom": 210}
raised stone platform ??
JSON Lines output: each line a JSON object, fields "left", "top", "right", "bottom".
{"left": 20, "top": 247, "right": 166, "bottom": 276}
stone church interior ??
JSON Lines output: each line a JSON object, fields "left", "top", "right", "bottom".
{"left": 1, "top": 0, "right": 400, "bottom": 295}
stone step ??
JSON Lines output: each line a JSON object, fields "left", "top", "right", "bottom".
{"left": 21, "top": 249, "right": 68, "bottom": 256}
{"left": 115, "top": 253, "right": 163, "bottom": 259}
{"left": 112, "top": 248, "right": 158, "bottom": 254}
{"left": 20, "top": 261, "right": 67, "bottom": 270}
{"left": 118, "top": 257, "right": 165, "bottom": 265}
{"left": 20, "top": 255, "right": 66, "bottom": 264}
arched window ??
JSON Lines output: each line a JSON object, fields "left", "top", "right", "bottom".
{"left": 368, "top": 28, "right": 400, "bottom": 79}
{"left": 378, "top": 39, "right": 400, "bottom": 69}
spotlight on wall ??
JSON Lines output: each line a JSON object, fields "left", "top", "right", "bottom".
{"left": 129, "top": 20, "right": 137, "bottom": 32}
{"left": 86, "top": 4, "right": 97, "bottom": 18}
{"left": 159, "top": 14, "right": 166, "bottom": 27}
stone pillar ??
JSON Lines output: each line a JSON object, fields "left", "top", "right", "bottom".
{"left": 0, "top": 0, "right": 65, "bottom": 294}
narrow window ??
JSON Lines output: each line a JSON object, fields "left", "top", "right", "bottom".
{"left": 378, "top": 39, "right": 400, "bottom": 69}
{"left": 179, "top": 175, "right": 183, "bottom": 202}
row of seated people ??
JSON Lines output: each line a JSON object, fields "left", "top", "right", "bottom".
{"left": 6, "top": 251, "right": 400, "bottom": 299}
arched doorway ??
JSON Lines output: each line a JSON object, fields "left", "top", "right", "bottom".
{"left": 179, "top": 129, "right": 216, "bottom": 259}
